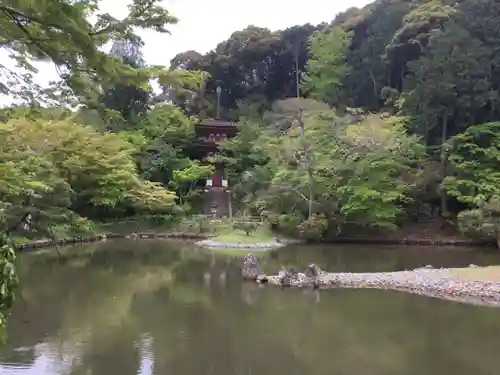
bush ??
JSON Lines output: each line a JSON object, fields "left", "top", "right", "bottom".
{"left": 233, "top": 221, "right": 259, "bottom": 235}
{"left": 0, "top": 232, "right": 18, "bottom": 343}
{"left": 262, "top": 212, "right": 279, "bottom": 229}
{"left": 51, "top": 217, "right": 97, "bottom": 238}
{"left": 276, "top": 214, "right": 302, "bottom": 236}
{"left": 149, "top": 214, "right": 176, "bottom": 226}
{"left": 296, "top": 214, "right": 328, "bottom": 241}
{"left": 180, "top": 216, "right": 214, "bottom": 234}
{"left": 457, "top": 197, "right": 500, "bottom": 246}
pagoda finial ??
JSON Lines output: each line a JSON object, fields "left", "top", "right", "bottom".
{"left": 216, "top": 86, "right": 221, "bottom": 119}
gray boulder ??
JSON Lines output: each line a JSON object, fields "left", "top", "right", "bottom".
{"left": 242, "top": 253, "right": 262, "bottom": 280}
{"left": 305, "top": 263, "right": 322, "bottom": 288}
{"left": 278, "top": 268, "right": 299, "bottom": 286}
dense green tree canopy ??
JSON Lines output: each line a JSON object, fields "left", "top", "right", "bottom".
{"left": 5, "top": 0, "right": 500, "bottom": 342}
{"left": 1, "top": 0, "right": 175, "bottom": 103}
{"left": 168, "top": 24, "right": 321, "bottom": 118}
{"left": 218, "top": 99, "right": 425, "bottom": 238}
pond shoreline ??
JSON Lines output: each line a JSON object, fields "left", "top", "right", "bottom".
{"left": 322, "top": 237, "right": 493, "bottom": 247}
{"left": 14, "top": 231, "right": 493, "bottom": 251}
{"left": 195, "top": 237, "right": 306, "bottom": 251}
{"left": 14, "top": 231, "right": 209, "bottom": 250}
{"left": 255, "top": 266, "right": 500, "bottom": 307}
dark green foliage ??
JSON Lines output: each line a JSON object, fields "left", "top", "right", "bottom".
{"left": 102, "top": 41, "right": 151, "bottom": 127}
{"left": 168, "top": 24, "right": 321, "bottom": 118}
{"left": 0, "top": 232, "right": 18, "bottom": 344}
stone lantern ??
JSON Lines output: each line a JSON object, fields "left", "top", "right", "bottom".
{"left": 210, "top": 203, "right": 218, "bottom": 219}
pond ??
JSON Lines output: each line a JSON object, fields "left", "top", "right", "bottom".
{"left": 2, "top": 239, "right": 500, "bottom": 375}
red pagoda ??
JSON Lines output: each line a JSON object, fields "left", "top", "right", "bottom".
{"left": 194, "top": 88, "right": 238, "bottom": 217}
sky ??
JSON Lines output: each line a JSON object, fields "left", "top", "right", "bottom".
{"left": 0, "top": 0, "right": 371, "bottom": 105}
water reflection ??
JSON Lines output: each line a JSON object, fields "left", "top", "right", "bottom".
{"left": 2, "top": 240, "right": 500, "bottom": 374}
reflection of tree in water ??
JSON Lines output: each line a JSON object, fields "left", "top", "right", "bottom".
{"left": 271, "top": 244, "right": 500, "bottom": 273}
{"left": 133, "top": 280, "right": 309, "bottom": 375}
{"left": 4, "top": 241, "right": 500, "bottom": 375}
{"left": 1, "top": 241, "right": 219, "bottom": 371}
{"left": 67, "top": 326, "right": 141, "bottom": 375}
{"left": 241, "top": 281, "right": 263, "bottom": 305}
{"left": 0, "top": 346, "right": 36, "bottom": 368}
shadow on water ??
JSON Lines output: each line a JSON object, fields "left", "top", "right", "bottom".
{"left": 2, "top": 240, "right": 500, "bottom": 375}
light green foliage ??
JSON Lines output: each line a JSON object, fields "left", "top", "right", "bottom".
{"left": 302, "top": 26, "right": 351, "bottom": 106}
{"left": 444, "top": 122, "right": 500, "bottom": 206}
{"left": 224, "top": 108, "right": 425, "bottom": 235}
{"left": 0, "top": 117, "right": 176, "bottom": 228}
{"left": 170, "top": 162, "right": 213, "bottom": 206}
{"left": 275, "top": 113, "right": 424, "bottom": 230}
{"left": 136, "top": 105, "right": 213, "bottom": 208}
{"left": 0, "top": 0, "right": 211, "bottom": 345}
{"left": 137, "top": 104, "right": 196, "bottom": 147}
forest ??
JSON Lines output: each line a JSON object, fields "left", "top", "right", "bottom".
{"left": 2, "top": 0, "right": 500, "bottom": 337}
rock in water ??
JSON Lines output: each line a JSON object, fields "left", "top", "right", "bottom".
{"left": 242, "top": 253, "right": 262, "bottom": 280}
{"left": 279, "top": 268, "right": 299, "bottom": 286}
{"left": 256, "top": 274, "right": 268, "bottom": 283}
{"left": 305, "top": 264, "right": 322, "bottom": 288}
{"left": 305, "top": 264, "right": 321, "bottom": 278}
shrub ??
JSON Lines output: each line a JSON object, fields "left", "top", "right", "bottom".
{"left": 276, "top": 214, "right": 302, "bottom": 236}
{"left": 233, "top": 221, "right": 259, "bottom": 236}
{"left": 457, "top": 197, "right": 500, "bottom": 246}
{"left": 296, "top": 214, "right": 328, "bottom": 241}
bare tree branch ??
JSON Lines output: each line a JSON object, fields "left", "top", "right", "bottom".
{"left": 271, "top": 184, "right": 320, "bottom": 204}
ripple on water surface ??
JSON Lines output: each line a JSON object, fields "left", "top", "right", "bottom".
{"left": 2, "top": 240, "right": 500, "bottom": 375}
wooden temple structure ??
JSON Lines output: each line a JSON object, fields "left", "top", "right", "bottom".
{"left": 194, "top": 91, "right": 238, "bottom": 217}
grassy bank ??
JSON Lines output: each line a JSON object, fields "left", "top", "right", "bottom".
{"left": 211, "top": 226, "right": 275, "bottom": 244}
{"left": 447, "top": 266, "right": 500, "bottom": 282}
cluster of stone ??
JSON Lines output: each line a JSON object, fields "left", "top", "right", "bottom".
{"left": 241, "top": 253, "right": 323, "bottom": 288}
{"left": 240, "top": 254, "right": 500, "bottom": 306}
{"left": 241, "top": 254, "right": 268, "bottom": 283}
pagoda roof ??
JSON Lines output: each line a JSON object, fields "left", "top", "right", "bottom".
{"left": 198, "top": 118, "right": 235, "bottom": 127}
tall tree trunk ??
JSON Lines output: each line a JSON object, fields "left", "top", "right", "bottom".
{"left": 308, "top": 168, "right": 314, "bottom": 220}
{"left": 293, "top": 38, "right": 300, "bottom": 98}
{"left": 367, "top": 68, "right": 378, "bottom": 102}
{"left": 298, "top": 109, "right": 314, "bottom": 220}
{"left": 295, "top": 48, "right": 300, "bottom": 98}
{"left": 440, "top": 116, "right": 448, "bottom": 217}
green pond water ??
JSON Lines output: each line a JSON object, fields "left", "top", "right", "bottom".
{"left": 2, "top": 239, "right": 500, "bottom": 374}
